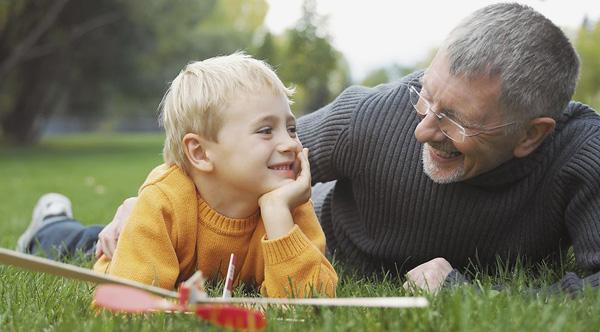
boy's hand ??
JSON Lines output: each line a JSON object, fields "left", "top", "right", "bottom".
{"left": 259, "top": 148, "right": 311, "bottom": 210}
{"left": 95, "top": 197, "right": 138, "bottom": 259}
{"left": 258, "top": 148, "right": 311, "bottom": 240}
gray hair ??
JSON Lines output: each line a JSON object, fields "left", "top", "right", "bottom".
{"left": 442, "top": 3, "right": 579, "bottom": 120}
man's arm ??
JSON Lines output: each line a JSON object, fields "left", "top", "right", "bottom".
{"left": 554, "top": 130, "right": 600, "bottom": 295}
{"left": 404, "top": 257, "right": 600, "bottom": 297}
{"left": 297, "top": 85, "right": 370, "bottom": 184}
{"left": 95, "top": 197, "right": 138, "bottom": 259}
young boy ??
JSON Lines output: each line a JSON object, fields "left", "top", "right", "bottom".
{"left": 17, "top": 53, "right": 337, "bottom": 298}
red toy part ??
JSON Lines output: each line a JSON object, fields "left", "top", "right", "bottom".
{"left": 178, "top": 283, "right": 190, "bottom": 306}
{"left": 196, "top": 304, "right": 267, "bottom": 330}
{"left": 94, "top": 284, "right": 267, "bottom": 330}
{"left": 95, "top": 284, "right": 179, "bottom": 313}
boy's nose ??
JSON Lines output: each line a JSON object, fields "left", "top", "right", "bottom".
{"left": 414, "top": 113, "right": 446, "bottom": 144}
{"left": 277, "top": 135, "right": 302, "bottom": 153}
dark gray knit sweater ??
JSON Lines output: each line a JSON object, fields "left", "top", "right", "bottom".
{"left": 298, "top": 73, "right": 600, "bottom": 295}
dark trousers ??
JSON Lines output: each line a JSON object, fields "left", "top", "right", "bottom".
{"left": 31, "top": 217, "right": 103, "bottom": 260}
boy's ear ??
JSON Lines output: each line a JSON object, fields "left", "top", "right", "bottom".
{"left": 513, "top": 117, "right": 556, "bottom": 158}
{"left": 182, "top": 133, "right": 214, "bottom": 172}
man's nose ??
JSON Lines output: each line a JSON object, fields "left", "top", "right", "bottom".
{"left": 414, "top": 113, "right": 446, "bottom": 143}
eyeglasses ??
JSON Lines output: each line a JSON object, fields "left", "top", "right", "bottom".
{"left": 407, "top": 85, "right": 516, "bottom": 142}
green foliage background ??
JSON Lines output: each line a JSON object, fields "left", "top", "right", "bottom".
{"left": 1, "top": 1, "right": 599, "bottom": 145}
{"left": 574, "top": 17, "right": 600, "bottom": 110}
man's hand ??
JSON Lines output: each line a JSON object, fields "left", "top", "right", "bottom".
{"left": 95, "top": 197, "right": 138, "bottom": 259}
{"left": 403, "top": 257, "right": 453, "bottom": 293}
{"left": 258, "top": 148, "right": 311, "bottom": 240}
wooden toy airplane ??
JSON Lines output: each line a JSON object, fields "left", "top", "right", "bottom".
{"left": 0, "top": 247, "right": 428, "bottom": 330}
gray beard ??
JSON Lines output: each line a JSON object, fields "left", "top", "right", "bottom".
{"left": 421, "top": 144, "right": 465, "bottom": 184}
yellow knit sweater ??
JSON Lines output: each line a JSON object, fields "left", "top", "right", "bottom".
{"left": 94, "top": 164, "right": 337, "bottom": 297}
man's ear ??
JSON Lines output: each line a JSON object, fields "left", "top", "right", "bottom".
{"left": 513, "top": 117, "right": 556, "bottom": 158}
{"left": 182, "top": 133, "right": 214, "bottom": 172}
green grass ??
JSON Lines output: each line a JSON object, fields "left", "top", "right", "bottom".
{"left": 2, "top": 133, "right": 600, "bottom": 331}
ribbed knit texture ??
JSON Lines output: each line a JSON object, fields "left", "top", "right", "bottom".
{"left": 298, "top": 72, "right": 600, "bottom": 286}
{"left": 94, "top": 164, "right": 337, "bottom": 297}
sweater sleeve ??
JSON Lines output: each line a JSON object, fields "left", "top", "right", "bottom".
{"left": 297, "top": 85, "right": 369, "bottom": 183}
{"left": 259, "top": 201, "right": 338, "bottom": 297}
{"left": 444, "top": 269, "right": 600, "bottom": 298}
{"left": 297, "top": 71, "right": 423, "bottom": 184}
{"left": 549, "top": 132, "right": 600, "bottom": 296}
{"left": 101, "top": 185, "right": 180, "bottom": 290}
{"left": 561, "top": 134, "right": 600, "bottom": 272}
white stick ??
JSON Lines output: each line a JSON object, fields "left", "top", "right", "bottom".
{"left": 222, "top": 253, "right": 236, "bottom": 298}
{"left": 0, "top": 247, "right": 178, "bottom": 298}
{"left": 195, "top": 296, "right": 428, "bottom": 308}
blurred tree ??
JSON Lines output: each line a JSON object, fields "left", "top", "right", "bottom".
{"left": 0, "top": 0, "right": 138, "bottom": 143}
{"left": 574, "top": 17, "right": 600, "bottom": 112}
{"left": 105, "top": 0, "right": 267, "bottom": 122}
{"left": 361, "top": 64, "right": 420, "bottom": 87}
{"left": 360, "top": 49, "right": 437, "bottom": 87}
{"left": 361, "top": 68, "right": 390, "bottom": 87}
{"left": 0, "top": 0, "right": 267, "bottom": 144}
{"left": 270, "top": 0, "right": 349, "bottom": 115}
{"left": 328, "top": 53, "right": 352, "bottom": 99}
{"left": 254, "top": 31, "right": 278, "bottom": 65}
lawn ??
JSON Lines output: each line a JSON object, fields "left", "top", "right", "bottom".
{"left": 1, "top": 133, "right": 600, "bottom": 331}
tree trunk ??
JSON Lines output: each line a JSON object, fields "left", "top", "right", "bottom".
{"left": 1, "top": 57, "right": 66, "bottom": 145}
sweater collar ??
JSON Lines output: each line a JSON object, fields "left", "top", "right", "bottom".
{"left": 197, "top": 198, "right": 260, "bottom": 234}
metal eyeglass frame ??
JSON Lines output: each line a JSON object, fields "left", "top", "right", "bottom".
{"left": 406, "top": 84, "right": 516, "bottom": 142}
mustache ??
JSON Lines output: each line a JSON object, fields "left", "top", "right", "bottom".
{"left": 426, "top": 141, "right": 459, "bottom": 153}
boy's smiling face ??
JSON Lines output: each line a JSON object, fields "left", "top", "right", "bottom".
{"left": 206, "top": 90, "right": 301, "bottom": 198}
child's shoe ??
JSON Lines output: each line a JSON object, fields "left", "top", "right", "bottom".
{"left": 15, "top": 193, "right": 73, "bottom": 253}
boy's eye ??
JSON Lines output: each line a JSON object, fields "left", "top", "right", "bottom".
{"left": 287, "top": 125, "right": 297, "bottom": 136}
{"left": 256, "top": 127, "right": 272, "bottom": 135}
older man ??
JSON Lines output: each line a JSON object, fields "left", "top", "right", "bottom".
{"left": 32, "top": 3, "right": 598, "bottom": 295}
{"left": 297, "top": 3, "right": 598, "bottom": 294}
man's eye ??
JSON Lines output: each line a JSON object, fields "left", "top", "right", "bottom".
{"left": 257, "top": 127, "right": 272, "bottom": 135}
{"left": 443, "top": 112, "right": 472, "bottom": 128}
{"left": 287, "top": 126, "right": 297, "bottom": 135}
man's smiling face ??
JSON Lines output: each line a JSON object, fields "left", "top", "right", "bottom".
{"left": 414, "top": 53, "right": 522, "bottom": 183}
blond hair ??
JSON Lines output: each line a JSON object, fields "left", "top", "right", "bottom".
{"left": 159, "top": 52, "right": 294, "bottom": 172}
